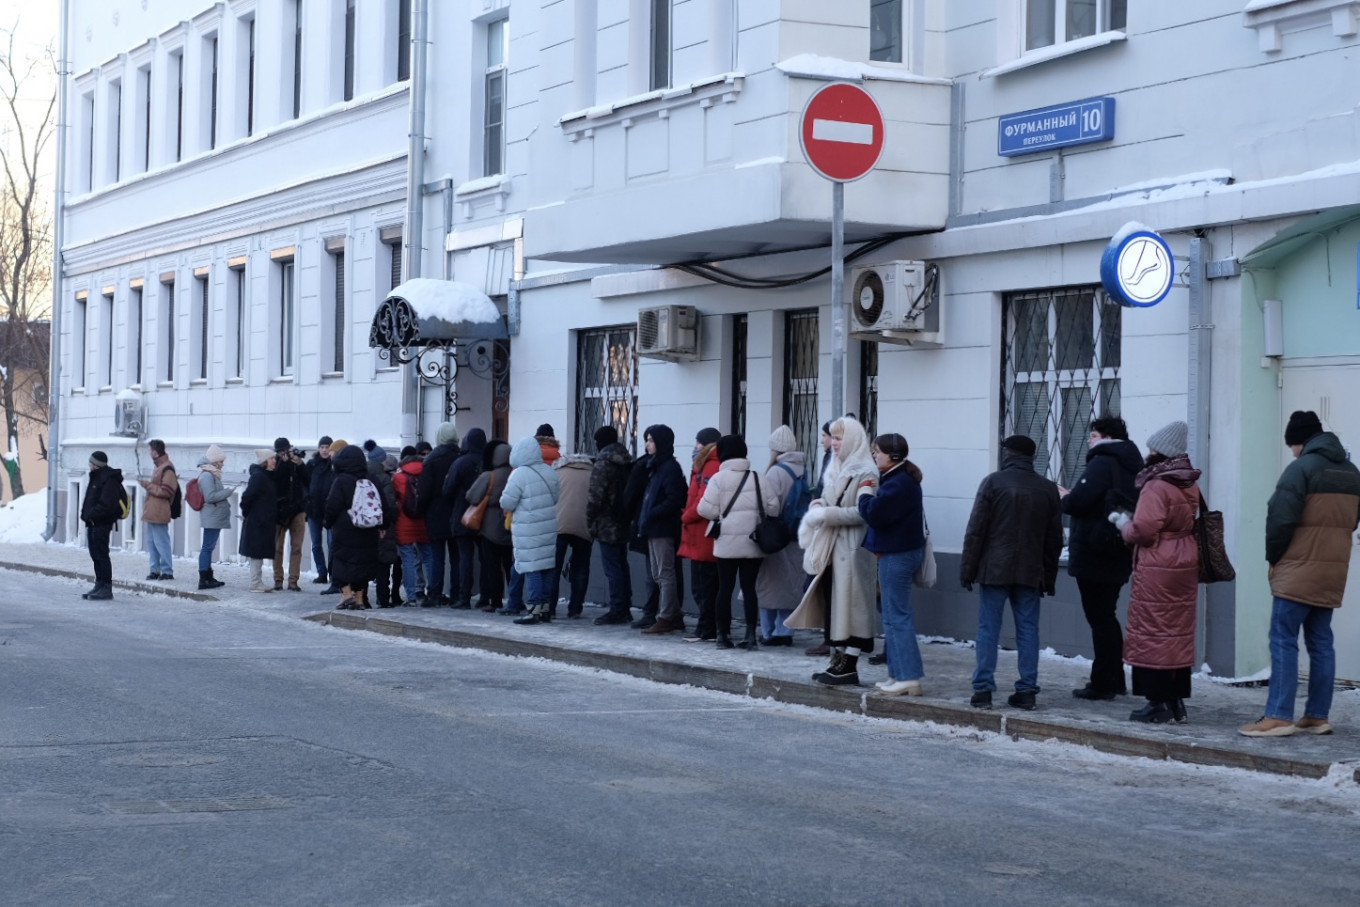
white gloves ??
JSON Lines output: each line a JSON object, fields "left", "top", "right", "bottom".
{"left": 1107, "top": 511, "right": 1131, "bottom": 530}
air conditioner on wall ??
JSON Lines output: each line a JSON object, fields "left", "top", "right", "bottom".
{"left": 637, "top": 304, "right": 700, "bottom": 361}
{"left": 849, "top": 261, "right": 943, "bottom": 348}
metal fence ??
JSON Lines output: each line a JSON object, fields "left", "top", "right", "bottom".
{"left": 730, "top": 314, "right": 747, "bottom": 437}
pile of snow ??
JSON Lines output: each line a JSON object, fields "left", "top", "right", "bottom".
{"left": 0, "top": 493, "right": 50, "bottom": 544}
{"left": 390, "top": 278, "right": 500, "bottom": 328}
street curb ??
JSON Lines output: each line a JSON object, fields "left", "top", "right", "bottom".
{"left": 308, "top": 611, "right": 1357, "bottom": 784}
{"left": 1, "top": 561, "right": 218, "bottom": 602}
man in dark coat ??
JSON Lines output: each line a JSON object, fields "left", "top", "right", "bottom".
{"left": 1241, "top": 411, "right": 1360, "bottom": 737}
{"left": 443, "top": 427, "right": 487, "bottom": 609}
{"left": 365, "top": 443, "right": 402, "bottom": 607}
{"left": 271, "top": 436, "right": 310, "bottom": 591}
{"left": 306, "top": 436, "right": 336, "bottom": 586}
{"left": 635, "top": 424, "right": 689, "bottom": 635}
{"left": 586, "top": 425, "right": 635, "bottom": 625}
{"left": 80, "top": 450, "right": 124, "bottom": 600}
{"left": 239, "top": 449, "right": 279, "bottom": 593}
{"left": 1060, "top": 416, "right": 1143, "bottom": 700}
{"left": 418, "top": 421, "right": 461, "bottom": 606}
{"left": 960, "top": 435, "right": 1064, "bottom": 711}
{"left": 325, "top": 444, "right": 396, "bottom": 610}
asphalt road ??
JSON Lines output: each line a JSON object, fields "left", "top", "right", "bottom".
{"left": 3, "top": 569, "right": 1359, "bottom": 906}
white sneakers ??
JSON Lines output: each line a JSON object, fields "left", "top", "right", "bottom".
{"left": 875, "top": 679, "right": 923, "bottom": 697}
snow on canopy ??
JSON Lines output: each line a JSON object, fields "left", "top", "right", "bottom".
{"left": 382, "top": 279, "right": 506, "bottom": 341}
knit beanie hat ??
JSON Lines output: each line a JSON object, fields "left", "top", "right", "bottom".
{"left": 367, "top": 444, "right": 387, "bottom": 464}
{"left": 436, "top": 422, "right": 459, "bottom": 446}
{"left": 273, "top": 437, "right": 291, "bottom": 453}
{"left": 768, "top": 425, "right": 797, "bottom": 453}
{"left": 536, "top": 423, "right": 556, "bottom": 438}
{"left": 594, "top": 425, "right": 618, "bottom": 449}
{"left": 318, "top": 435, "right": 334, "bottom": 447}
{"left": 205, "top": 443, "right": 225, "bottom": 463}
{"left": 89, "top": 450, "right": 108, "bottom": 467}
{"left": 255, "top": 448, "right": 275, "bottom": 465}
{"left": 383, "top": 453, "right": 399, "bottom": 473}
{"left": 1146, "top": 421, "right": 1189, "bottom": 458}
{"left": 330, "top": 439, "right": 349, "bottom": 452}
{"left": 1284, "top": 410, "right": 1323, "bottom": 446}
{"left": 716, "top": 434, "right": 747, "bottom": 462}
{"left": 1001, "top": 434, "right": 1037, "bottom": 458}
{"left": 695, "top": 427, "right": 722, "bottom": 447}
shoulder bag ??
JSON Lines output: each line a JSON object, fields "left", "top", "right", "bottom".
{"left": 749, "top": 470, "right": 792, "bottom": 554}
{"left": 1195, "top": 492, "right": 1235, "bottom": 584}
{"left": 914, "top": 513, "right": 937, "bottom": 588}
{"left": 705, "top": 470, "right": 749, "bottom": 539}
{"left": 462, "top": 475, "right": 494, "bottom": 531}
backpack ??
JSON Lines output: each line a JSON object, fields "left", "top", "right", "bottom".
{"left": 400, "top": 472, "right": 420, "bottom": 519}
{"left": 117, "top": 485, "right": 130, "bottom": 520}
{"left": 775, "top": 462, "right": 812, "bottom": 532}
{"left": 348, "top": 478, "right": 385, "bottom": 528}
{"left": 185, "top": 477, "right": 205, "bottom": 512}
{"left": 169, "top": 483, "right": 183, "bottom": 519}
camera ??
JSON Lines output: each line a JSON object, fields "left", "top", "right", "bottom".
{"left": 292, "top": 447, "right": 306, "bottom": 460}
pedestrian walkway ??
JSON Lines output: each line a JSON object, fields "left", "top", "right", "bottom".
{"left": 7, "top": 541, "right": 1359, "bottom": 783}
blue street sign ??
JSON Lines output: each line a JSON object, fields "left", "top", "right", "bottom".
{"left": 998, "top": 97, "right": 1116, "bottom": 157}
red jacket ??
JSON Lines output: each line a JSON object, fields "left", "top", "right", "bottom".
{"left": 393, "top": 461, "right": 429, "bottom": 545}
{"left": 678, "top": 444, "right": 719, "bottom": 562}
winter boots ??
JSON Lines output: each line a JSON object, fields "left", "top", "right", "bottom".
{"left": 513, "top": 602, "right": 554, "bottom": 625}
{"left": 198, "top": 570, "right": 226, "bottom": 590}
{"left": 82, "top": 582, "right": 113, "bottom": 600}
{"left": 812, "top": 651, "right": 860, "bottom": 686}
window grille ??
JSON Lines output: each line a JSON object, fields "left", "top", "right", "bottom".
{"left": 576, "top": 326, "right": 639, "bottom": 457}
{"left": 1002, "top": 286, "right": 1121, "bottom": 490}
{"left": 730, "top": 314, "right": 747, "bottom": 437}
{"left": 783, "top": 309, "right": 820, "bottom": 470}
{"left": 859, "top": 340, "right": 878, "bottom": 441}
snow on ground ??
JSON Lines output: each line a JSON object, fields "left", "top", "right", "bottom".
{"left": 0, "top": 493, "right": 50, "bottom": 544}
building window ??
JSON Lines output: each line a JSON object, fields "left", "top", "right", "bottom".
{"left": 324, "top": 242, "right": 346, "bottom": 374}
{"left": 228, "top": 262, "right": 247, "bottom": 380}
{"left": 783, "top": 309, "right": 820, "bottom": 469}
{"left": 396, "top": 0, "right": 412, "bottom": 81}
{"left": 135, "top": 67, "right": 151, "bottom": 173}
{"left": 160, "top": 277, "right": 176, "bottom": 383}
{"left": 108, "top": 78, "right": 122, "bottom": 182}
{"left": 870, "top": 0, "right": 903, "bottom": 63}
{"left": 240, "top": 15, "right": 256, "bottom": 137}
{"left": 128, "top": 285, "right": 143, "bottom": 386}
{"left": 1026, "top": 0, "right": 1127, "bottom": 51}
{"left": 169, "top": 50, "right": 184, "bottom": 162}
{"left": 650, "top": 0, "right": 671, "bottom": 91}
{"left": 343, "top": 0, "right": 357, "bottom": 101}
{"left": 381, "top": 230, "right": 403, "bottom": 293}
{"left": 576, "top": 326, "right": 639, "bottom": 457}
{"left": 729, "top": 314, "right": 747, "bottom": 437}
{"left": 72, "top": 294, "right": 87, "bottom": 389}
{"left": 100, "top": 292, "right": 114, "bottom": 387}
{"left": 193, "top": 271, "right": 210, "bottom": 381}
{"left": 276, "top": 256, "right": 296, "bottom": 377}
{"left": 205, "top": 34, "right": 219, "bottom": 150}
{"left": 80, "top": 91, "right": 94, "bottom": 190}
{"left": 291, "top": 0, "right": 303, "bottom": 118}
{"left": 859, "top": 340, "right": 878, "bottom": 441}
{"left": 1002, "top": 286, "right": 1121, "bottom": 488}
{"left": 483, "top": 18, "right": 507, "bottom": 177}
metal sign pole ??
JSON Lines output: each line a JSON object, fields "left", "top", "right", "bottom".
{"left": 830, "top": 179, "right": 845, "bottom": 420}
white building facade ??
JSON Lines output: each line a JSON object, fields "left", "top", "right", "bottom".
{"left": 55, "top": 0, "right": 1360, "bottom": 679}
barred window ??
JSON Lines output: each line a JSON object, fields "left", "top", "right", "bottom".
{"left": 729, "top": 314, "right": 747, "bottom": 437}
{"left": 1002, "top": 286, "right": 1121, "bottom": 489}
{"left": 576, "top": 326, "right": 639, "bottom": 456}
{"left": 859, "top": 340, "right": 878, "bottom": 441}
{"left": 783, "top": 309, "right": 820, "bottom": 470}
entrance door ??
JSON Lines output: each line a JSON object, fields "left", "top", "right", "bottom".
{"left": 1281, "top": 359, "right": 1360, "bottom": 682}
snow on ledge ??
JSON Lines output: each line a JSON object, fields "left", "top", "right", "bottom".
{"left": 775, "top": 54, "right": 951, "bottom": 86}
{"left": 455, "top": 173, "right": 508, "bottom": 196}
{"left": 387, "top": 279, "right": 502, "bottom": 331}
{"left": 979, "top": 31, "right": 1126, "bottom": 79}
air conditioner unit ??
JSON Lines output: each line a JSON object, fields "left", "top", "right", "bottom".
{"left": 637, "top": 304, "right": 700, "bottom": 361}
{"left": 849, "top": 260, "right": 942, "bottom": 347}
{"left": 111, "top": 388, "right": 146, "bottom": 439}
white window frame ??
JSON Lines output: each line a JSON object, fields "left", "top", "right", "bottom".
{"left": 191, "top": 267, "right": 211, "bottom": 384}
{"left": 71, "top": 291, "right": 88, "bottom": 391}
{"left": 870, "top": 0, "right": 905, "bottom": 64}
{"left": 158, "top": 274, "right": 177, "bottom": 385}
{"left": 482, "top": 17, "right": 508, "bottom": 178}
{"left": 77, "top": 85, "right": 95, "bottom": 191}
{"left": 99, "top": 289, "right": 114, "bottom": 389}
{"left": 1024, "top": 0, "right": 1127, "bottom": 52}
{"left": 322, "top": 237, "right": 347, "bottom": 376}
{"left": 649, "top": 0, "right": 672, "bottom": 91}
{"left": 227, "top": 258, "right": 248, "bottom": 382}
{"left": 271, "top": 250, "right": 297, "bottom": 379}
{"left": 128, "top": 281, "right": 145, "bottom": 388}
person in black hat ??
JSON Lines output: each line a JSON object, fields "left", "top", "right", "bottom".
{"left": 535, "top": 423, "right": 561, "bottom": 466}
{"left": 271, "top": 436, "right": 310, "bottom": 590}
{"left": 80, "top": 451, "right": 125, "bottom": 599}
{"left": 960, "top": 434, "right": 1063, "bottom": 711}
{"left": 306, "top": 436, "right": 336, "bottom": 587}
{"left": 586, "top": 424, "right": 635, "bottom": 624}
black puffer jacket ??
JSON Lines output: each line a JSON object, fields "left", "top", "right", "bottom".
{"left": 326, "top": 446, "right": 393, "bottom": 586}
{"left": 81, "top": 466, "right": 125, "bottom": 527}
{"left": 960, "top": 449, "right": 1064, "bottom": 593}
{"left": 444, "top": 428, "right": 487, "bottom": 537}
{"left": 306, "top": 453, "right": 334, "bottom": 520}
{"left": 272, "top": 456, "right": 310, "bottom": 524}
{"left": 1061, "top": 438, "right": 1142, "bottom": 583}
{"left": 637, "top": 425, "right": 687, "bottom": 542}
{"left": 238, "top": 463, "right": 278, "bottom": 559}
{"left": 367, "top": 457, "right": 400, "bottom": 565}
{"left": 419, "top": 441, "right": 460, "bottom": 541}
{"left": 586, "top": 441, "right": 634, "bottom": 546}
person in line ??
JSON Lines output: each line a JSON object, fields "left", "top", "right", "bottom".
{"left": 444, "top": 427, "right": 488, "bottom": 609}
{"left": 679, "top": 427, "right": 722, "bottom": 642}
{"left": 859, "top": 433, "right": 927, "bottom": 695}
{"left": 271, "top": 437, "right": 310, "bottom": 591}
{"left": 1240, "top": 411, "right": 1360, "bottom": 737}
{"left": 365, "top": 443, "right": 402, "bottom": 608}
{"left": 552, "top": 447, "right": 595, "bottom": 618}
{"left": 326, "top": 444, "right": 394, "bottom": 610}
{"left": 787, "top": 417, "right": 881, "bottom": 685}
{"left": 536, "top": 423, "right": 562, "bottom": 467}
{"left": 140, "top": 438, "right": 178, "bottom": 581}
{"left": 586, "top": 426, "right": 636, "bottom": 626}
{"left": 1060, "top": 416, "right": 1142, "bottom": 701}
{"left": 393, "top": 445, "right": 433, "bottom": 607}
{"left": 239, "top": 449, "right": 278, "bottom": 593}
{"left": 195, "top": 444, "right": 231, "bottom": 590}
{"left": 805, "top": 421, "right": 837, "bottom": 657}
{"left": 960, "top": 434, "right": 1064, "bottom": 711}
{"left": 635, "top": 424, "right": 688, "bottom": 635}
{"left": 1111, "top": 421, "right": 1201, "bottom": 724}
{"left": 696, "top": 434, "right": 779, "bottom": 648}
{"left": 499, "top": 436, "right": 561, "bottom": 625}
{"left": 80, "top": 450, "right": 123, "bottom": 600}
{"left": 470, "top": 440, "right": 515, "bottom": 612}
{"left": 756, "top": 425, "right": 806, "bottom": 647}
{"left": 418, "top": 422, "right": 462, "bottom": 606}
{"left": 306, "top": 437, "right": 336, "bottom": 587}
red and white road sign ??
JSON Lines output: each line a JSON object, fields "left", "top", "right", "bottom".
{"left": 799, "top": 82, "right": 885, "bottom": 182}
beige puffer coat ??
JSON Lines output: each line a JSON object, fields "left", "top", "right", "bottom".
{"left": 696, "top": 457, "right": 780, "bottom": 560}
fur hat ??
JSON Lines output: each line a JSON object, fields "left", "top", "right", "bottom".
{"left": 1001, "top": 435, "right": 1037, "bottom": 458}
{"left": 205, "top": 444, "right": 225, "bottom": 463}
{"left": 255, "top": 448, "right": 275, "bottom": 465}
{"left": 695, "top": 427, "right": 722, "bottom": 447}
{"left": 768, "top": 425, "right": 797, "bottom": 454}
{"left": 1146, "top": 421, "right": 1189, "bottom": 458}
{"left": 1284, "top": 410, "right": 1323, "bottom": 446}
{"left": 594, "top": 425, "right": 619, "bottom": 449}
{"left": 436, "top": 422, "right": 459, "bottom": 447}
{"left": 89, "top": 450, "right": 108, "bottom": 467}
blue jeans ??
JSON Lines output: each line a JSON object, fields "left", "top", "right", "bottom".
{"left": 524, "top": 568, "right": 552, "bottom": 608}
{"left": 759, "top": 608, "right": 794, "bottom": 638}
{"left": 880, "top": 548, "right": 926, "bottom": 682}
{"left": 598, "top": 542, "right": 632, "bottom": 615}
{"left": 307, "top": 516, "right": 331, "bottom": 579}
{"left": 972, "top": 583, "right": 1042, "bottom": 694}
{"left": 398, "top": 542, "right": 433, "bottom": 601}
{"left": 198, "top": 527, "right": 221, "bottom": 571}
{"left": 506, "top": 566, "right": 524, "bottom": 611}
{"left": 145, "top": 522, "right": 172, "bottom": 574}
{"left": 1264, "top": 596, "right": 1335, "bottom": 721}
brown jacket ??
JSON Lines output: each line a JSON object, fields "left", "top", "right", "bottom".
{"left": 1267, "top": 432, "right": 1360, "bottom": 608}
{"left": 553, "top": 454, "right": 594, "bottom": 540}
{"left": 141, "top": 459, "right": 178, "bottom": 525}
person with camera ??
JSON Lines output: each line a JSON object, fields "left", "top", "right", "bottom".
{"left": 271, "top": 437, "right": 311, "bottom": 591}
{"left": 306, "top": 437, "right": 336, "bottom": 588}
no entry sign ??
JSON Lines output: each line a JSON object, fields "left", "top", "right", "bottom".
{"left": 799, "top": 82, "right": 885, "bottom": 182}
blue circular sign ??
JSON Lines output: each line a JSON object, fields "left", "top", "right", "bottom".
{"left": 1101, "top": 230, "right": 1174, "bottom": 307}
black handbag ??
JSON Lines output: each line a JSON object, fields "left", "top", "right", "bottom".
{"left": 749, "top": 471, "right": 792, "bottom": 554}
{"left": 1195, "top": 493, "right": 1235, "bottom": 584}
{"left": 706, "top": 470, "right": 748, "bottom": 539}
